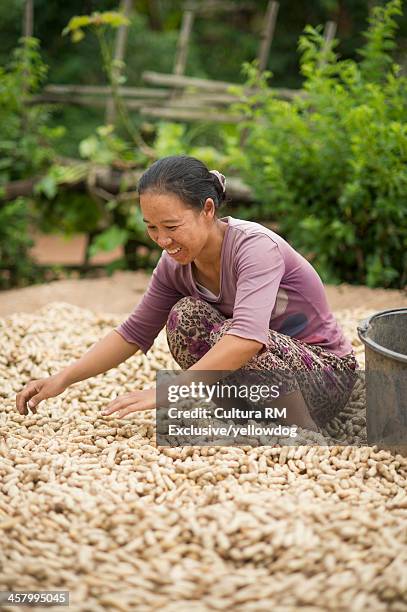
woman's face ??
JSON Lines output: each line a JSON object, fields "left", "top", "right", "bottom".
{"left": 140, "top": 191, "right": 215, "bottom": 265}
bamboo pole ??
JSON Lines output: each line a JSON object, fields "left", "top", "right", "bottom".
{"left": 138, "top": 106, "right": 241, "bottom": 122}
{"left": 30, "top": 95, "right": 163, "bottom": 109}
{"left": 170, "top": 6, "right": 196, "bottom": 104}
{"left": 30, "top": 95, "right": 229, "bottom": 108}
{"left": 143, "top": 70, "right": 237, "bottom": 91}
{"left": 42, "top": 85, "right": 168, "bottom": 98}
{"left": 21, "top": 0, "right": 34, "bottom": 132}
{"left": 23, "top": 0, "right": 34, "bottom": 37}
{"left": 142, "top": 71, "right": 302, "bottom": 98}
{"left": 257, "top": 1, "right": 279, "bottom": 73}
{"left": 241, "top": 1, "right": 279, "bottom": 147}
{"left": 323, "top": 20, "right": 337, "bottom": 45}
{"left": 31, "top": 83, "right": 303, "bottom": 109}
{"left": 318, "top": 21, "right": 337, "bottom": 68}
{"left": 105, "top": 0, "right": 133, "bottom": 125}
{"left": 173, "top": 8, "right": 196, "bottom": 76}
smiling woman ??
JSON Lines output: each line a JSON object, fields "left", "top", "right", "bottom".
{"left": 16, "top": 155, "right": 359, "bottom": 431}
{"left": 109, "top": 155, "right": 359, "bottom": 429}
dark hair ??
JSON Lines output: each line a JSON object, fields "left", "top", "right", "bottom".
{"left": 138, "top": 155, "right": 227, "bottom": 212}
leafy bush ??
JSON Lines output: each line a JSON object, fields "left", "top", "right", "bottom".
{"left": 152, "top": 122, "right": 232, "bottom": 169}
{"left": 0, "top": 37, "right": 64, "bottom": 288}
{"left": 0, "top": 197, "right": 55, "bottom": 290}
{"left": 57, "top": 11, "right": 155, "bottom": 268}
{"left": 0, "top": 37, "right": 62, "bottom": 183}
{"left": 226, "top": 0, "right": 406, "bottom": 288}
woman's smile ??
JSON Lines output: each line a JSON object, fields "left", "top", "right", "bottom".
{"left": 165, "top": 246, "right": 183, "bottom": 256}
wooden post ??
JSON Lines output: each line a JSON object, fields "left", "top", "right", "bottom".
{"left": 173, "top": 8, "right": 195, "bottom": 76}
{"left": 146, "top": 0, "right": 162, "bottom": 31}
{"left": 23, "top": 0, "right": 34, "bottom": 37}
{"left": 239, "top": 1, "right": 279, "bottom": 148}
{"left": 257, "top": 1, "right": 279, "bottom": 73}
{"left": 105, "top": 0, "right": 133, "bottom": 126}
{"left": 21, "top": 0, "right": 34, "bottom": 131}
{"left": 322, "top": 20, "right": 337, "bottom": 46}
{"left": 318, "top": 20, "right": 337, "bottom": 68}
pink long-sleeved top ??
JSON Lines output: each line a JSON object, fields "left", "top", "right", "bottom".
{"left": 115, "top": 216, "right": 353, "bottom": 357}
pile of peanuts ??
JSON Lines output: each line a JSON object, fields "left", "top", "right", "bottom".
{"left": 1, "top": 302, "right": 406, "bottom": 611}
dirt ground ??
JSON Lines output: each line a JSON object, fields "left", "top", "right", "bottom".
{"left": 0, "top": 269, "right": 406, "bottom": 318}
{"left": 0, "top": 229, "right": 399, "bottom": 318}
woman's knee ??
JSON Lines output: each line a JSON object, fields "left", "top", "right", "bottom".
{"left": 167, "top": 296, "right": 208, "bottom": 328}
{"left": 165, "top": 296, "right": 227, "bottom": 366}
{"left": 166, "top": 297, "right": 199, "bottom": 334}
{"left": 167, "top": 296, "right": 225, "bottom": 333}
{"left": 172, "top": 295, "right": 202, "bottom": 313}
{"left": 208, "top": 318, "right": 235, "bottom": 344}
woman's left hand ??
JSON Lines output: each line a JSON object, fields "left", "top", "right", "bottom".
{"left": 101, "top": 388, "right": 156, "bottom": 419}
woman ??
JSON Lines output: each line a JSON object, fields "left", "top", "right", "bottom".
{"left": 16, "top": 155, "right": 358, "bottom": 432}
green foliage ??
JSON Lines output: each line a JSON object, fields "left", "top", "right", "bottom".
{"left": 2, "top": 2, "right": 406, "bottom": 289}
{"left": 79, "top": 125, "right": 143, "bottom": 165}
{"left": 0, "top": 197, "right": 41, "bottom": 290}
{"left": 34, "top": 162, "right": 88, "bottom": 200}
{"left": 358, "top": 0, "right": 403, "bottom": 82}
{"left": 32, "top": 190, "right": 101, "bottom": 236}
{"left": 30, "top": 162, "right": 104, "bottom": 248}
{"left": 226, "top": 0, "right": 407, "bottom": 288}
{"left": 152, "top": 122, "right": 231, "bottom": 170}
{"left": 0, "top": 37, "right": 62, "bottom": 183}
{"left": 63, "top": 9, "right": 149, "bottom": 151}
{"left": 153, "top": 123, "right": 187, "bottom": 157}
{"left": 62, "top": 11, "right": 130, "bottom": 43}
{"left": 87, "top": 224, "right": 128, "bottom": 258}
{"left": 59, "top": 9, "right": 155, "bottom": 262}
{"left": 0, "top": 37, "right": 67, "bottom": 288}
{"left": 24, "top": 11, "right": 149, "bottom": 266}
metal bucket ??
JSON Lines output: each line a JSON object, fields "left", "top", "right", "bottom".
{"left": 357, "top": 308, "right": 407, "bottom": 455}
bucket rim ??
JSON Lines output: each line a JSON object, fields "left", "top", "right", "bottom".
{"left": 357, "top": 307, "right": 407, "bottom": 364}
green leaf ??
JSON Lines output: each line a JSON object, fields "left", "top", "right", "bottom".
{"left": 97, "top": 125, "right": 114, "bottom": 137}
{"left": 62, "top": 11, "right": 130, "bottom": 41}
{"left": 79, "top": 135, "right": 99, "bottom": 159}
{"left": 106, "top": 200, "right": 118, "bottom": 211}
{"left": 34, "top": 174, "right": 57, "bottom": 199}
{"left": 127, "top": 206, "right": 145, "bottom": 234}
{"left": 88, "top": 225, "right": 129, "bottom": 257}
{"left": 72, "top": 29, "right": 85, "bottom": 43}
{"left": 62, "top": 16, "right": 92, "bottom": 36}
{"left": 98, "top": 12, "right": 130, "bottom": 28}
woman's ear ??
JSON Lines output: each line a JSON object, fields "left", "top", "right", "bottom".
{"left": 202, "top": 198, "right": 216, "bottom": 218}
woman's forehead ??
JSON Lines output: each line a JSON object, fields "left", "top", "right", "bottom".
{"left": 140, "top": 191, "right": 195, "bottom": 222}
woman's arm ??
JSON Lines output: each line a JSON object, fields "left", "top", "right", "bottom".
{"left": 190, "top": 335, "right": 262, "bottom": 372}
{"left": 103, "top": 334, "right": 262, "bottom": 417}
{"left": 17, "top": 330, "right": 141, "bottom": 414}
{"left": 161, "top": 335, "right": 263, "bottom": 394}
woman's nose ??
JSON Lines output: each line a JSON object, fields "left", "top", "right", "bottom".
{"left": 157, "top": 235, "right": 172, "bottom": 248}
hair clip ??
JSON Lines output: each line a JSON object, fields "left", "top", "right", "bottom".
{"left": 209, "top": 170, "right": 226, "bottom": 193}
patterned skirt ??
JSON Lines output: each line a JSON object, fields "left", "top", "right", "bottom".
{"left": 165, "top": 296, "right": 359, "bottom": 427}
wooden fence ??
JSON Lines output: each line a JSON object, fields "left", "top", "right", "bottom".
{"left": 24, "top": 0, "right": 337, "bottom": 124}
{"left": 10, "top": 0, "right": 337, "bottom": 271}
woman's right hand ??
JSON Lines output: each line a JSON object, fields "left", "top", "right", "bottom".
{"left": 16, "top": 373, "right": 69, "bottom": 415}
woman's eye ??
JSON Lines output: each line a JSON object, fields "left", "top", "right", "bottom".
{"left": 147, "top": 226, "right": 177, "bottom": 231}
